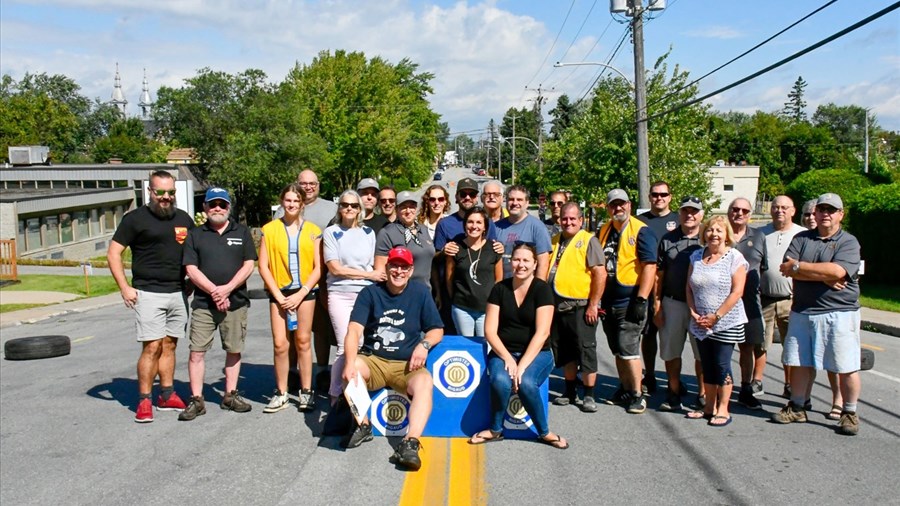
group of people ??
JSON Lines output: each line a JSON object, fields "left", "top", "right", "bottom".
{"left": 107, "top": 168, "right": 865, "bottom": 473}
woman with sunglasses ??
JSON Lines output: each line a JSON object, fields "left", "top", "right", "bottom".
{"left": 685, "top": 216, "right": 748, "bottom": 427}
{"left": 322, "top": 190, "right": 386, "bottom": 404}
{"left": 446, "top": 207, "right": 502, "bottom": 337}
{"left": 374, "top": 191, "right": 436, "bottom": 290}
{"left": 417, "top": 185, "right": 450, "bottom": 240}
{"left": 468, "top": 242, "right": 568, "bottom": 449}
{"left": 258, "top": 183, "right": 323, "bottom": 414}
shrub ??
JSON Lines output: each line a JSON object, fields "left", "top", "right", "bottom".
{"left": 848, "top": 183, "right": 900, "bottom": 285}
{"left": 785, "top": 169, "right": 872, "bottom": 206}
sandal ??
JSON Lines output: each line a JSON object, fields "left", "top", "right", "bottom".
{"left": 827, "top": 404, "right": 842, "bottom": 421}
{"left": 686, "top": 410, "right": 714, "bottom": 421}
{"left": 708, "top": 415, "right": 732, "bottom": 427}
{"left": 468, "top": 429, "right": 504, "bottom": 445}
{"left": 538, "top": 433, "right": 569, "bottom": 450}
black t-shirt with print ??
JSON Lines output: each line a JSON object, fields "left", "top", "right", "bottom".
{"left": 487, "top": 278, "right": 554, "bottom": 354}
{"left": 450, "top": 240, "right": 502, "bottom": 312}
{"left": 112, "top": 205, "right": 194, "bottom": 293}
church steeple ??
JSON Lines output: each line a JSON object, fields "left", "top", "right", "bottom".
{"left": 138, "top": 68, "right": 153, "bottom": 120}
{"left": 109, "top": 63, "right": 128, "bottom": 116}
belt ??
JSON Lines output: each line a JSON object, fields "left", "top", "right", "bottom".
{"left": 761, "top": 295, "right": 791, "bottom": 302}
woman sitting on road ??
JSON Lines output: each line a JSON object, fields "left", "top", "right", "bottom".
{"left": 322, "top": 190, "right": 385, "bottom": 405}
{"left": 417, "top": 184, "right": 450, "bottom": 240}
{"left": 468, "top": 242, "right": 568, "bottom": 449}
{"left": 258, "top": 183, "right": 322, "bottom": 414}
{"left": 685, "top": 216, "right": 748, "bottom": 427}
{"left": 446, "top": 207, "right": 502, "bottom": 337}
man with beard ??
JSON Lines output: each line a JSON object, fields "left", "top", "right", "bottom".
{"left": 107, "top": 170, "right": 194, "bottom": 423}
{"left": 178, "top": 188, "right": 257, "bottom": 421}
{"left": 597, "top": 189, "right": 657, "bottom": 414}
{"left": 495, "top": 185, "right": 552, "bottom": 279}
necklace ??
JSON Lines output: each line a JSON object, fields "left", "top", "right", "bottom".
{"left": 466, "top": 240, "right": 485, "bottom": 285}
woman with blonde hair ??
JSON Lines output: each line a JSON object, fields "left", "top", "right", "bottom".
{"left": 259, "top": 183, "right": 322, "bottom": 414}
{"left": 685, "top": 215, "right": 748, "bottom": 427}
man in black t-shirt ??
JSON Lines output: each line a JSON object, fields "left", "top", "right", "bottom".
{"left": 341, "top": 247, "right": 444, "bottom": 471}
{"left": 179, "top": 188, "right": 258, "bottom": 421}
{"left": 108, "top": 170, "right": 194, "bottom": 423}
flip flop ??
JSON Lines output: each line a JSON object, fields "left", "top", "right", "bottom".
{"left": 686, "top": 410, "right": 714, "bottom": 421}
{"left": 538, "top": 434, "right": 569, "bottom": 450}
{"left": 826, "top": 405, "right": 842, "bottom": 421}
{"left": 708, "top": 415, "right": 732, "bottom": 427}
{"left": 468, "top": 430, "right": 504, "bottom": 445}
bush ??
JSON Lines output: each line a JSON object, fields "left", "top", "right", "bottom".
{"left": 848, "top": 183, "right": 900, "bottom": 285}
{"left": 785, "top": 169, "right": 872, "bottom": 206}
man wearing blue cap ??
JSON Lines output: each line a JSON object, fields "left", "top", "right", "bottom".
{"left": 179, "top": 187, "right": 258, "bottom": 421}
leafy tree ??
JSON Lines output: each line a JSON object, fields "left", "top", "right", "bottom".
{"left": 782, "top": 76, "right": 808, "bottom": 123}
{"left": 90, "top": 117, "right": 167, "bottom": 163}
{"left": 549, "top": 94, "right": 577, "bottom": 140}
{"left": 498, "top": 106, "right": 542, "bottom": 187}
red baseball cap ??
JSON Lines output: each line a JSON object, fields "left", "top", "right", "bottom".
{"left": 387, "top": 246, "right": 414, "bottom": 266}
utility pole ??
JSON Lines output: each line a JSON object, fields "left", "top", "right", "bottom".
{"left": 526, "top": 85, "right": 552, "bottom": 175}
{"left": 630, "top": 0, "right": 651, "bottom": 209}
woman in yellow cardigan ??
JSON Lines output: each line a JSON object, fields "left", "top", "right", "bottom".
{"left": 259, "top": 183, "right": 323, "bottom": 413}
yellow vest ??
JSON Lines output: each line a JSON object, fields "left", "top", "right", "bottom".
{"left": 549, "top": 229, "right": 594, "bottom": 299}
{"left": 261, "top": 218, "right": 321, "bottom": 290}
{"left": 598, "top": 217, "right": 647, "bottom": 287}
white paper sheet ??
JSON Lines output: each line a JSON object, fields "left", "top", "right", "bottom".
{"left": 343, "top": 372, "right": 372, "bottom": 424}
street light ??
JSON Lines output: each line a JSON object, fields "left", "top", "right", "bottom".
{"left": 499, "top": 136, "right": 541, "bottom": 185}
{"left": 554, "top": 62, "right": 634, "bottom": 89}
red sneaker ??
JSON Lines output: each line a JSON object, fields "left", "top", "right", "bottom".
{"left": 135, "top": 398, "right": 154, "bottom": 423}
{"left": 157, "top": 392, "right": 187, "bottom": 412}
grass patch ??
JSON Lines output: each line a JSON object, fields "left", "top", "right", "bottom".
{"left": 0, "top": 303, "right": 48, "bottom": 313}
{"left": 860, "top": 284, "right": 900, "bottom": 313}
{"left": 0, "top": 274, "right": 124, "bottom": 297}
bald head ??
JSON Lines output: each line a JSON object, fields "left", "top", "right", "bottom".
{"left": 297, "top": 169, "right": 320, "bottom": 204}
{"left": 770, "top": 195, "right": 796, "bottom": 229}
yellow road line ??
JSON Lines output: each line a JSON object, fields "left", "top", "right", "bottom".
{"left": 398, "top": 437, "right": 487, "bottom": 506}
{"left": 398, "top": 437, "right": 448, "bottom": 505}
{"left": 861, "top": 343, "right": 884, "bottom": 351}
{"left": 71, "top": 336, "right": 95, "bottom": 344}
{"left": 448, "top": 438, "right": 486, "bottom": 506}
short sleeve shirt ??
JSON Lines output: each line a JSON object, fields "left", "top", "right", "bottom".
{"left": 375, "top": 222, "right": 435, "bottom": 289}
{"left": 183, "top": 219, "right": 257, "bottom": 310}
{"left": 434, "top": 212, "right": 497, "bottom": 251}
{"left": 112, "top": 205, "right": 195, "bottom": 293}
{"left": 350, "top": 281, "right": 443, "bottom": 361}
{"left": 363, "top": 213, "right": 389, "bottom": 235}
{"left": 494, "top": 215, "right": 553, "bottom": 278}
{"left": 303, "top": 198, "right": 338, "bottom": 231}
{"left": 733, "top": 226, "right": 768, "bottom": 300}
{"left": 487, "top": 278, "right": 555, "bottom": 354}
{"left": 657, "top": 228, "right": 702, "bottom": 301}
{"left": 323, "top": 224, "right": 376, "bottom": 293}
{"left": 638, "top": 210, "right": 679, "bottom": 248}
{"left": 601, "top": 223, "right": 658, "bottom": 307}
{"left": 759, "top": 222, "right": 806, "bottom": 298}
{"left": 786, "top": 228, "right": 861, "bottom": 314}
{"left": 450, "top": 240, "right": 502, "bottom": 312}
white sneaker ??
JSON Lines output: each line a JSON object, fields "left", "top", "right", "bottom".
{"left": 263, "top": 390, "right": 289, "bottom": 413}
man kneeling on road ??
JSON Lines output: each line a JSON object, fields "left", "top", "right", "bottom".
{"left": 341, "top": 246, "right": 444, "bottom": 470}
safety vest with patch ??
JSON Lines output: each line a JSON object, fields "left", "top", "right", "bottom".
{"left": 261, "top": 218, "right": 321, "bottom": 290}
{"left": 598, "top": 217, "right": 647, "bottom": 288}
{"left": 549, "top": 229, "right": 594, "bottom": 299}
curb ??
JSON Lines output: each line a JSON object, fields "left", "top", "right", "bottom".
{"left": 861, "top": 320, "right": 900, "bottom": 338}
{"left": 0, "top": 299, "right": 121, "bottom": 329}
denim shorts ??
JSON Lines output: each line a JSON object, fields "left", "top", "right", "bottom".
{"left": 782, "top": 310, "right": 861, "bottom": 373}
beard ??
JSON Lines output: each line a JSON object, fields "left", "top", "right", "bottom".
{"left": 208, "top": 212, "right": 230, "bottom": 226}
{"left": 612, "top": 213, "right": 627, "bottom": 223}
{"left": 149, "top": 200, "right": 175, "bottom": 219}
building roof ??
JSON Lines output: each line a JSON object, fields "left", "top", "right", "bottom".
{"left": 166, "top": 148, "right": 199, "bottom": 163}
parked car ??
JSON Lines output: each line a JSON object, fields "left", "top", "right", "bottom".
{"left": 434, "top": 172, "right": 443, "bottom": 181}
{"left": 477, "top": 168, "right": 486, "bottom": 176}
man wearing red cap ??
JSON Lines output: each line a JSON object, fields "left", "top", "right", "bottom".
{"left": 341, "top": 246, "right": 444, "bottom": 470}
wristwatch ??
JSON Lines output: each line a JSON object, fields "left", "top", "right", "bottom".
{"left": 420, "top": 341, "right": 432, "bottom": 351}
{"left": 792, "top": 262, "right": 800, "bottom": 273}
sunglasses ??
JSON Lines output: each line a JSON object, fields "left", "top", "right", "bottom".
{"left": 802, "top": 213, "right": 814, "bottom": 218}
{"left": 380, "top": 198, "right": 396, "bottom": 204}
{"left": 730, "top": 207, "right": 751, "bottom": 215}
{"left": 339, "top": 202, "right": 360, "bottom": 209}
{"left": 513, "top": 240, "right": 536, "bottom": 247}
{"left": 816, "top": 206, "right": 840, "bottom": 214}
{"left": 428, "top": 197, "right": 446, "bottom": 203}
{"left": 207, "top": 200, "right": 229, "bottom": 210}
{"left": 650, "top": 192, "right": 670, "bottom": 198}
{"left": 681, "top": 196, "right": 701, "bottom": 204}
{"left": 459, "top": 190, "right": 478, "bottom": 199}
{"left": 151, "top": 188, "right": 176, "bottom": 197}
{"left": 550, "top": 201, "right": 565, "bottom": 207}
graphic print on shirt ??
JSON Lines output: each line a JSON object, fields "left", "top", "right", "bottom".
{"left": 175, "top": 227, "right": 188, "bottom": 244}
{"left": 603, "top": 228, "right": 620, "bottom": 277}
{"left": 373, "top": 309, "right": 407, "bottom": 352}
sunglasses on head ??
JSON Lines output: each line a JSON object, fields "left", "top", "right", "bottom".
{"left": 681, "top": 196, "right": 701, "bottom": 204}
{"left": 650, "top": 192, "right": 670, "bottom": 198}
{"left": 152, "top": 188, "right": 176, "bottom": 197}
{"left": 730, "top": 207, "right": 751, "bottom": 215}
{"left": 513, "top": 240, "right": 536, "bottom": 247}
{"left": 428, "top": 196, "right": 446, "bottom": 203}
{"left": 207, "top": 200, "right": 229, "bottom": 210}
{"left": 339, "top": 202, "right": 360, "bottom": 209}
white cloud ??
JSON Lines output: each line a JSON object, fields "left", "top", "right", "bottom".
{"left": 682, "top": 25, "right": 743, "bottom": 40}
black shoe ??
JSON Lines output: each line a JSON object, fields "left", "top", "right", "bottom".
{"left": 342, "top": 422, "right": 373, "bottom": 449}
{"left": 606, "top": 386, "right": 632, "bottom": 406}
{"left": 738, "top": 389, "right": 763, "bottom": 410}
{"left": 626, "top": 393, "right": 647, "bottom": 414}
{"left": 553, "top": 394, "right": 575, "bottom": 406}
{"left": 393, "top": 438, "right": 422, "bottom": 471}
{"left": 659, "top": 390, "right": 682, "bottom": 412}
{"left": 642, "top": 374, "right": 658, "bottom": 394}
{"left": 220, "top": 390, "right": 252, "bottom": 413}
{"left": 178, "top": 396, "right": 206, "bottom": 421}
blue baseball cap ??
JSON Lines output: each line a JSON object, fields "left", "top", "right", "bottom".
{"left": 205, "top": 187, "right": 231, "bottom": 204}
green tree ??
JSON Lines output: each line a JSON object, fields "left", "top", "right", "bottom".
{"left": 549, "top": 94, "right": 577, "bottom": 140}
{"left": 782, "top": 76, "right": 808, "bottom": 123}
{"left": 90, "top": 117, "right": 167, "bottom": 163}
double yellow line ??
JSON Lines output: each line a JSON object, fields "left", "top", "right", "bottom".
{"left": 398, "top": 437, "right": 487, "bottom": 505}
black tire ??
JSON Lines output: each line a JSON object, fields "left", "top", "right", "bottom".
{"left": 248, "top": 288, "right": 269, "bottom": 300}
{"left": 860, "top": 348, "right": 875, "bottom": 371}
{"left": 4, "top": 335, "right": 71, "bottom": 361}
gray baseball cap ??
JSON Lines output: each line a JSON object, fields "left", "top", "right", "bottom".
{"left": 816, "top": 193, "right": 843, "bottom": 210}
{"left": 356, "top": 178, "right": 379, "bottom": 191}
{"left": 679, "top": 195, "right": 703, "bottom": 210}
{"left": 396, "top": 191, "right": 418, "bottom": 205}
{"left": 606, "top": 188, "right": 630, "bottom": 205}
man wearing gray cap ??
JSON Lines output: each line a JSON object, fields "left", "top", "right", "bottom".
{"left": 772, "top": 193, "right": 863, "bottom": 436}
{"left": 358, "top": 178, "right": 388, "bottom": 234}
{"left": 374, "top": 191, "right": 435, "bottom": 289}
{"left": 597, "top": 189, "right": 658, "bottom": 414}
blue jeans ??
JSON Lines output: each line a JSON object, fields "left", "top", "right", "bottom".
{"left": 488, "top": 350, "right": 553, "bottom": 437}
{"left": 451, "top": 305, "right": 486, "bottom": 337}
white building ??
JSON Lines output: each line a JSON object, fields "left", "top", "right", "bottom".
{"left": 708, "top": 161, "right": 760, "bottom": 212}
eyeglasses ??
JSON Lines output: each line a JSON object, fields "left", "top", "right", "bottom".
{"left": 207, "top": 200, "right": 229, "bottom": 210}
{"left": 151, "top": 188, "right": 176, "bottom": 197}
{"left": 730, "top": 207, "right": 751, "bottom": 215}
{"left": 550, "top": 201, "right": 565, "bottom": 207}
{"left": 380, "top": 198, "right": 396, "bottom": 204}
{"left": 459, "top": 190, "right": 478, "bottom": 199}
{"left": 802, "top": 213, "right": 814, "bottom": 218}
{"left": 650, "top": 192, "right": 670, "bottom": 198}
{"left": 428, "top": 197, "right": 446, "bottom": 203}
{"left": 482, "top": 192, "right": 501, "bottom": 199}
{"left": 298, "top": 181, "right": 318, "bottom": 187}
{"left": 771, "top": 205, "right": 792, "bottom": 211}
{"left": 387, "top": 263, "right": 412, "bottom": 272}
{"left": 339, "top": 202, "right": 360, "bottom": 209}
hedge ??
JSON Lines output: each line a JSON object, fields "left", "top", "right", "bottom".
{"left": 847, "top": 183, "right": 900, "bottom": 285}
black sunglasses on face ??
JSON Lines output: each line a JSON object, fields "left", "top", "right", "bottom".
{"left": 730, "top": 207, "right": 751, "bottom": 215}
{"left": 550, "top": 201, "right": 565, "bottom": 207}
{"left": 207, "top": 200, "right": 229, "bottom": 210}
{"left": 339, "top": 202, "right": 360, "bottom": 209}
{"left": 459, "top": 191, "right": 478, "bottom": 199}
{"left": 650, "top": 192, "right": 670, "bottom": 198}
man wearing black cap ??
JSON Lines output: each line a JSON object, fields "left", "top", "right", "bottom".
{"left": 179, "top": 187, "right": 258, "bottom": 421}
{"left": 341, "top": 246, "right": 444, "bottom": 470}
{"left": 434, "top": 177, "right": 496, "bottom": 251}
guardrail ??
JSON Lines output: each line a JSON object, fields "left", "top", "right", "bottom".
{"left": 0, "top": 239, "right": 18, "bottom": 281}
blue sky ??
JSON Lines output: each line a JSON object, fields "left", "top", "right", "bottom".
{"left": 2, "top": 0, "right": 898, "bottom": 136}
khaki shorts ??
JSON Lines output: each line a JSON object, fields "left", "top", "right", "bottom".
{"left": 189, "top": 306, "right": 248, "bottom": 353}
{"left": 658, "top": 297, "right": 700, "bottom": 362}
{"left": 360, "top": 354, "right": 429, "bottom": 394}
{"left": 762, "top": 297, "right": 791, "bottom": 350}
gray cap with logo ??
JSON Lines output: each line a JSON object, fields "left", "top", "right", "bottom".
{"left": 606, "top": 188, "right": 630, "bottom": 205}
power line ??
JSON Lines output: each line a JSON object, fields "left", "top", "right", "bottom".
{"left": 524, "top": 0, "right": 577, "bottom": 89}
{"left": 578, "top": 27, "right": 630, "bottom": 103}
{"left": 646, "top": 1, "right": 900, "bottom": 124}
{"left": 548, "top": 17, "right": 615, "bottom": 90}
{"left": 538, "top": 0, "right": 600, "bottom": 86}
{"left": 648, "top": 0, "right": 839, "bottom": 110}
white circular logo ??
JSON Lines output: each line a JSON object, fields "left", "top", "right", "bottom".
{"left": 503, "top": 393, "right": 534, "bottom": 430}
{"left": 433, "top": 351, "right": 481, "bottom": 398}
{"left": 370, "top": 389, "right": 410, "bottom": 436}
